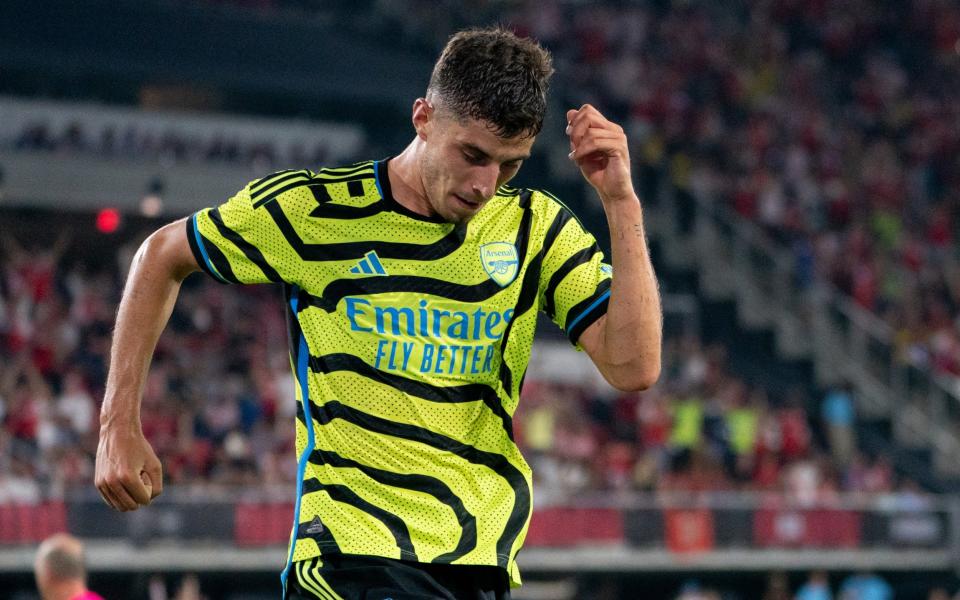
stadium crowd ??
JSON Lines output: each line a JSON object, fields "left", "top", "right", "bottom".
{"left": 1, "top": 0, "right": 955, "bottom": 510}
{"left": 499, "top": 0, "right": 960, "bottom": 381}
{"left": 8, "top": 0, "right": 958, "bottom": 384}
{"left": 227, "top": 0, "right": 960, "bottom": 383}
{"left": 0, "top": 223, "right": 925, "bottom": 510}
{"left": 3, "top": 1, "right": 960, "bottom": 598}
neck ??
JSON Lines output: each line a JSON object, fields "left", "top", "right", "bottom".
{"left": 388, "top": 139, "right": 431, "bottom": 217}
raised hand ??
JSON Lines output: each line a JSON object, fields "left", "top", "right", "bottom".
{"left": 566, "top": 104, "right": 636, "bottom": 205}
{"left": 95, "top": 423, "right": 163, "bottom": 511}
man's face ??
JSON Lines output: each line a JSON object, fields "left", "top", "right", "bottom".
{"left": 417, "top": 103, "right": 536, "bottom": 224}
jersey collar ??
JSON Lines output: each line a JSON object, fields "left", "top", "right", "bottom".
{"left": 376, "top": 158, "right": 449, "bottom": 224}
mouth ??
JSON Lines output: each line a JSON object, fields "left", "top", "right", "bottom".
{"left": 453, "top": 194, "right": 482, "bottom": 210}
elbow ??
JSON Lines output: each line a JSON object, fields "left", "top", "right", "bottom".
{"left": 604, "top": 360, "right": 661, "bottom": 392}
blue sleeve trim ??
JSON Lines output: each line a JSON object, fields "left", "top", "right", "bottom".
{"left": 187, "top": 213, "right": 228, "bottom": 283}
{"left": 373, "top": 160, "right": 385, "bottom": 200}
{"left": 280, "top": 288, "right": 316, "bottom": 596}
{"left": 565, "top": 288, "right": 610, "bottom": 341}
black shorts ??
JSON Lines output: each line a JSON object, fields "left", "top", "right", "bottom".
{"left": 286, "top": 554, "right": 511, "bottom": 600}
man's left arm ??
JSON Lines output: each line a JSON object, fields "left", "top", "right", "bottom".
{"left": 566, "top": 104, "right": 662, "bottom": 391}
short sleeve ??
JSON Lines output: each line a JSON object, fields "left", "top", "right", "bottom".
{"left": 537, "top": 196, "right": 612, "bottom": 347}
{"left": 186, "top": 172, "right": 302, "bottom": 285}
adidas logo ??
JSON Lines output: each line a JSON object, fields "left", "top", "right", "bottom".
{"left": 305, "top": 515, "right": 324, "bottom": 534}
{"left": 349, "top": 250, "right": 387, "bottom": 276}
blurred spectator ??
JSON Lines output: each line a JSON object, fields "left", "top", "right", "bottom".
{"left": 783, "top": 455, "right": 821, "bottom": 506}
{"left": 763, "top": 572, "right": 791, "bottom": 600}
{"left": 149, "top": 575, "right": 167, "bottom": 600}
{"left": 636, "top": 387, "right": 671, "bottom": 439}
{"left": 796, "top": 571, "right": 833, "bottom": 600}
{"left": 880, "top": 477, "right": 933, "bottom": 512}
{"left": 839, "top": 572, "right": 893, "bottom": 600}
{"left": 668, "top": 392, "right": 704, "bottom": 471}
{"left": 57, "top": 371, "right": 95, "bottom": 440}
{"left": 173, "top": 574, "right": 207, "bottom": 600}
{"left": 779, "top": 389, "right": 812, "bottom": 461}
{"left": 676, "top": 580, "right": 722, "bottom": 600}
{"left": 33, "top": 533, "right": 104, "bottom": 600}
{"left": 821, "top": 383, "right": 857, "bottom": 468}
{"left": 723, "top": 383, "right": 760, "bottom": 481}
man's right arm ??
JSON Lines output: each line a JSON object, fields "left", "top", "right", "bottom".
{"left": 95, "top": 218, "right": 199, "bottom": 512}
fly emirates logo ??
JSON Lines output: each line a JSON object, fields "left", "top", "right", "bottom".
{"left": 344, "top": 298, "right": 514, "bottom": 376}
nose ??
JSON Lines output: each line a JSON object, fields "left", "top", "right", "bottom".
{"left": 471, "top": 165, "right": 499, "bottom": 201}
{"left": 470, "top": 183, "right": 489, "bottom": 201}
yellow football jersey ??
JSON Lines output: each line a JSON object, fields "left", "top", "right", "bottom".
{"left": 187, "top": 159, "right": 612, "bottom": 587}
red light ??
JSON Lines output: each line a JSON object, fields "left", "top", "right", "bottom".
{"left": 96, "top": 208, "right": 121, "bottom": 233}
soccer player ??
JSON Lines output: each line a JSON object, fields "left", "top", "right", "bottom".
{"left": 34, "top": 533, "right": 105, "bottom": 600}
{"left": 96, "top": 27, "right": 662, "bottom": 599}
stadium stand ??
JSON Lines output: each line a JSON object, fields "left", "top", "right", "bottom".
{"left": 1, "top": 0, "right": 959, "bottom": 598}
{"left": 0, "top": 212, "right": 955, "bottom": 598}
{"left": 0, "top": 216, "right": 914, "bottom": 500}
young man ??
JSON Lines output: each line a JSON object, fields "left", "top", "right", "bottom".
{"left": 34, "top": 533, "right": 105, "bottom": 600}
{"left": 96, "top": 27, "right": 661, "bottom": 599}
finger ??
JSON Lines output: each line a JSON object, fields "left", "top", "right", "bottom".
{"left": 574, "top": 128, "right": 627, "bottom": 147}
{"left": 567, "top": 104, "right": 600, "bottom": 123}
{"left": 570, "top": 135, "right": 627, "bottom": 163}
{"left": 144, "top": 465, "right": 163, "bottom": 499}
{"left": 570, "top": 112, "right": 621, "bottom": 141}
{"left": 571, "top": 140, "right": 623, "bottom": 164}
{"left": 566, "top": 105, "right": 599, "bottom": 133}
{"left": 568, "top": 118, "right": 598, "bottom": 152}
{"left": 112, "top": 484, "right": 141, "bottom": 511}
{"left": 572, "top": 103, "right": 599, "bottom": 121}
{"left": 96, "top": 475, "right": 124, "bottom": 511}
{"left": 97, "top": 486, "right": 118, "bottom": 510}
{"left": 567, "top": 112, "right": 622, "bottom": 150}
{"left": 141, "top": 472, "right": 153, "bottom": 501}
{"left": 104, "top": 475, "right": 142, "bottom": 511}
{"left": 120, "top": 471, "right": 153, "bottom": 506}
{"left": 565, "top": 112, "right": 579, "bottom": 151}
{"left": 98, "top": 483, "right": 133, "bottom": 512}
{"left": 567, "top": 104, "right": 607, "bottom": 127}
{"left": 570, "top": 129, "right": 625, "bottom": 153}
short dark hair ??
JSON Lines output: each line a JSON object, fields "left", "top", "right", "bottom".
{"left": 428, "top": 27, "right": 554, "bottom": 139}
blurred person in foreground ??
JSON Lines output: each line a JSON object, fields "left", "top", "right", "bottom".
{"left": 34, "top": 533, "right": 104, "bottom": 600}
{"left": 95, "top": 27, "right": 661, "bottom": 599}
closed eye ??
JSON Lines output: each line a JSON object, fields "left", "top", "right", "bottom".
{"left": 463, "top": 151, "right": 486, "bottom": 166}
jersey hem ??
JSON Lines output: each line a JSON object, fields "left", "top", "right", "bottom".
{"left": 306, "top": 542, "right": 419, "bottom": 563}
{"left": 299, "top": 545, "right": 514, "bottom": 568}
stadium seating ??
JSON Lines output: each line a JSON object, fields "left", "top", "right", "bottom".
{"left": 2, "top": 0, "right": 959, "bottom": 596}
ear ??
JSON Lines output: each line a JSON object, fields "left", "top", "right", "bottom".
{"left": 412, "top": 98, "right": 432, "bottom": 141}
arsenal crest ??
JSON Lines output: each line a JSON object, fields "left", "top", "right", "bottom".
{"left": 480, "top": 242, "right": 519, "bottom": 287}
